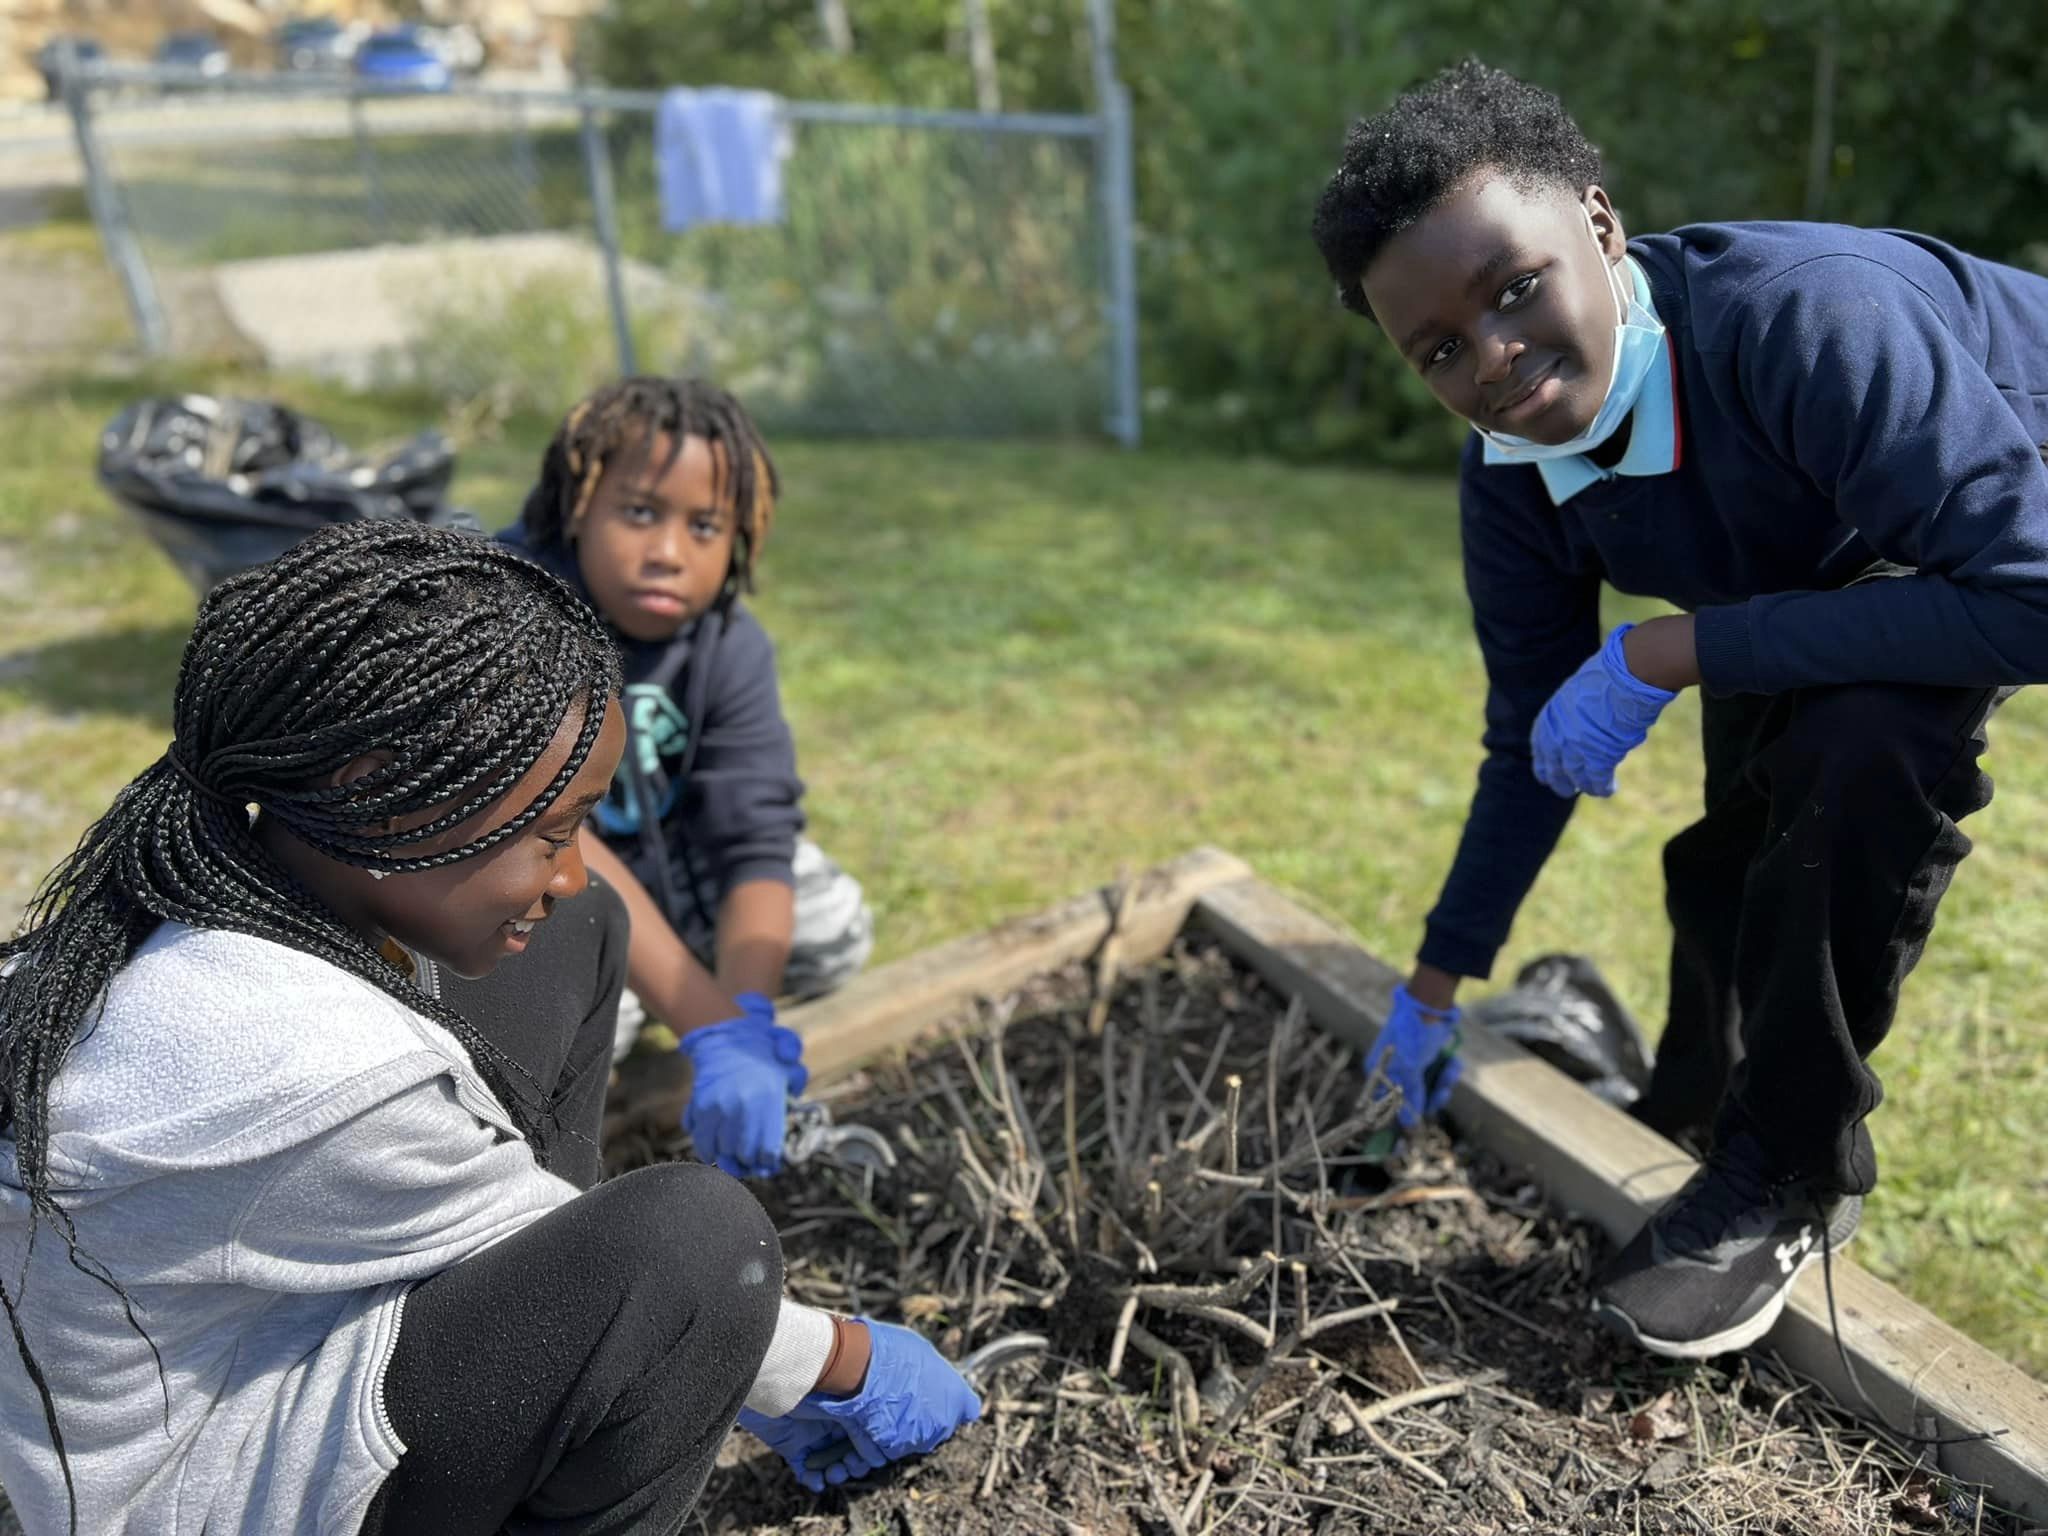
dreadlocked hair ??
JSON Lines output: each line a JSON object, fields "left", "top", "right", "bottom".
{"left": 520, "top": 375, "right": 779, "bottom": 605}
{"left": 0, "top": 520, "right": 621, "bottom": 1532}
{"left": 1312, "top": 58, "right": 1603, "bottom": 321}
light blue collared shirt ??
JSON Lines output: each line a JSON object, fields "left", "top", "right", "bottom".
{"left": 1480, "top": 256, "right": 1680, "bottom": 506}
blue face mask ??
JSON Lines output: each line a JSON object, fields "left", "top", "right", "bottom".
{"left": 1479, "top": 205, "right": 1665, "bottom": 465}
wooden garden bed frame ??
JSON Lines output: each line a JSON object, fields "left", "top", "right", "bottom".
{"left": 781, "top": 847, "right": 2048, "bottom": 1521}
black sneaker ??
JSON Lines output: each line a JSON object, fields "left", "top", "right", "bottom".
{"left": 1591, "top": 1132, "right": 1862, "bottom": 1359}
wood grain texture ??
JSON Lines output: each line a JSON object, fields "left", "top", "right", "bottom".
{"left": 786, "top": 846, "right": 1252, "bottom": 1082}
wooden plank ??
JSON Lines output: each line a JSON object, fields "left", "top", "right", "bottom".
{"left": 786, "top": 846, "right": 1251, "bottom": 1083}
{"left": 1195, "top": 874, "right": 2048, "bottom": 1522}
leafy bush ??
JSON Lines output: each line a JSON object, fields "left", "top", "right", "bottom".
{"left": 392, "top": 269, "right": 689, "bottom": 420}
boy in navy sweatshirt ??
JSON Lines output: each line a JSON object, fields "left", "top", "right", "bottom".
{"left": 1311, "top": 61, "right": 2044, "bottom": 1358}
{"left": 497, "top": 377, "right": 873, "bottom": 1180}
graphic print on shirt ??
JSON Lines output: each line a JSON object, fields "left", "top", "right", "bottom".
{"left": 593, "top": 682, "right": 689, "bottom": 835}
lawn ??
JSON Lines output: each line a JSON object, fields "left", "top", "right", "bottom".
{"left": 2, "top": 370, "right": 2042, "bottom": 1377}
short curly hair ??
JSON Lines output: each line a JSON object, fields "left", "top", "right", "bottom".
{"left": 1311, "top": 60, "right": 1603, "bottom": 321}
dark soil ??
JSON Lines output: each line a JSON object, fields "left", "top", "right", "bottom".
{"left": 606, "top": 941, "right": 2030, "bottom": 1536}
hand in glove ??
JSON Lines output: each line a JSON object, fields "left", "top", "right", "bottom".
{"left": 1362, "top": 984, "right": 1463, "bottom": 1131}
{"left": 680, "top": 992, "right": 806, "bottom": 1179}
{"left": 1530, "top": 623, "right": 1677, "bottom": 798}
{"left": 736, "top": 1408, "right": 851, "bottom": 1493}
{"left": 765, "top": 1321, "right": 982, "bottom": 1491}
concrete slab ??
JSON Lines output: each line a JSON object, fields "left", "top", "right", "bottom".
{"left": 208, "top": 230, "right": 672, "bottom": 386}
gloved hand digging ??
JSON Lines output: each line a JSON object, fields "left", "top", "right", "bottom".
{"left": 739, "top": 1320, "right": 982, "bottom": 1492}
{"left": 736, "top": 1409, "right": 847, "bottom": 1492}
{"left": 1363, "top": 984, "right": 1463, "bottom": 1131}
{"left": 1530, "top": 623, "right": 1677, "bottom": 798}
{"left": 680, "top": 992, "right": 807, "bottom": 1179}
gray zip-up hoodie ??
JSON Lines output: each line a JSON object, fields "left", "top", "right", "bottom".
{"left": 0, "top": 924, "right": 828, "bottom": 1534}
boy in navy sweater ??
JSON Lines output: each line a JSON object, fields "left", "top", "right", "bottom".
{"left": 1311, "top": 61, "right": 2045, "bottom": 1358}
{"left": 496, "top": 378, "right": 874, "bottom": 1180}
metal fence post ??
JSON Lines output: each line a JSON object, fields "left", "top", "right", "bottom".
{"left": 510, "top": 94, "right": 544, "bottom": 231}
{"left": 63, "top": 65, "right": 168, "bottom": 355}
{"left": 579, "top": 99, "right": 638, "bottom": 378}
{"left": 1086, "top": 0, "right": 1141, "bottom": 447}
{"left": 349, "top": 90, "right": 389, "bottom": 241}
{"left": 1100, "top": 81, "right": 1141, "bottom": 449}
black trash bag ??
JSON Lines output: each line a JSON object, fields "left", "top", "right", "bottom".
{"left": 1470, "top": 953, "right": 1657, "bottom": 1109}
{"left": 97, "top": 395, "right": 482, "bottom": 597}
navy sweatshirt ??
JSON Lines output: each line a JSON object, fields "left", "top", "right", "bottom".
{"left": 497, "top": 529, "right": 804, "bottom": 935}
{"left": 1423, "top": 222, "right": 2048, "bottom": 980}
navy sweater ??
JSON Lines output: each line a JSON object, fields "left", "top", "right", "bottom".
{"left": 1423, "top": 222, "right": 2048, "bottom": 980}
{"left": 497, "top": 529, "right": 804, "bottom": 934}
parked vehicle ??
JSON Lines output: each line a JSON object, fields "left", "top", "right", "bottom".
{"left": 33, "top": 35, "right": 104, "bottom": 99}
{"left": 154, "top": 31, "right": 230, "bottom": 85}
{"left": 351, "top": 28, "right": 451, "bottom": 92}
{"left": 274, "top": 17, "right": 355, "bottom": 73}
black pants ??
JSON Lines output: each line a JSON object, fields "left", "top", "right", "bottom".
{"left": 1631, "top": 681, "right": 2007, "bottom": 1195}
{"left": 360, "top": 881, "right": 783, "bottom": 1536}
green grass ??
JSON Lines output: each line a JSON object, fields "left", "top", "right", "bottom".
{"left": 3, "top": 189, "right": 103, "bottom": 262}
{"left": 2, "top": 371, "right": 2043, "bottom": 1375}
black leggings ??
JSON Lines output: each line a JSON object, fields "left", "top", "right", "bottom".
{"left": 360, "top": 880, "right": 783, "bottom": 1536}
{"left": 1633, "top": 681, "right": 2007, "bottom": 1194}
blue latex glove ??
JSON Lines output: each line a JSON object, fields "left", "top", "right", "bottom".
{"left": 1529, "top": 623, "right": 1678, "bottom": 799}
{"left": 679, "top": 992, "right": 807, "bottom": 1179}
{"left": 736, "top": 1408, "right": 850, "bottom": 1492}
{"left": 771, "top": 1321, "right": 982, "bottom": 1491}
{"left": 1363, "top": 985, "right": 1464, "bottom": 1131}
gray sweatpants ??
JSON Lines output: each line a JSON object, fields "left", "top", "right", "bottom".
{"left": 613, "top": 838, "right": 874, "bottom": 1059}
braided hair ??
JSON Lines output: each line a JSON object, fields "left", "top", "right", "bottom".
{"left": 0, "top": 520, "right": 621, "bottom": 1530}
{"left": 519, "top": 376, "right": 779, "bottom": 604}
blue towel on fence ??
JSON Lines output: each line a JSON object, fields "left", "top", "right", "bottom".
{"left": 656, "top": 87, "right": 791, "bottom": 231}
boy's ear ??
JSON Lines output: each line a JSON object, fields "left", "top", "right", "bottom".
{"left": 1584, "top": 184, "right": 1627, "bottom": 258}
{"left": 747, "top": 450, "right": 776, "bottom": 553}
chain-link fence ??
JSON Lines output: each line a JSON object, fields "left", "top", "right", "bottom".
{"left": 59, "top": 64, "right": 1138, "bottom": 443}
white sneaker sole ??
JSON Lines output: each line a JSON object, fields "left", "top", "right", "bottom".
{"left": 1593, "top": 1205, "right": 1860, "bottom": 1361}
{"left": 1593, "top": 1275, "right": 1802, "bottom": 1360}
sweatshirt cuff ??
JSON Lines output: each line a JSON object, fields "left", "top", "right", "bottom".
{"left": 722, "top": 858, "right": 797, "bottom": 891}
{"left": 1418, "top": 920, "right": 1498, "bottom": 983}
{"left": 746, "top": 1300, "right": 835, "bottom": 1417}
{"left": 1693, "top": 603, "right": 1760, "bottom": 696}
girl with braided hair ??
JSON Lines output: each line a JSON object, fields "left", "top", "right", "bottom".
{"left": 0, "top": 521, "right": 977, "bottom": 1535}
{"left": 503, "top": 376, "right": 874, "bottom": 1183}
